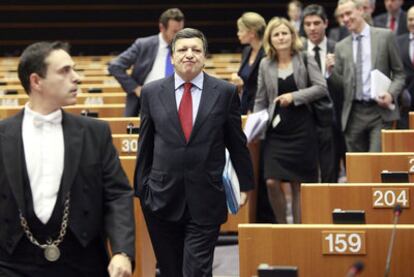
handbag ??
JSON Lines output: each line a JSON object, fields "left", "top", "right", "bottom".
{"left": 301, "top": 51, "right": 334, "bottom": 127}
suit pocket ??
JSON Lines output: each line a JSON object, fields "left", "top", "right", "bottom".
{"left": 149, "top": 170, "right": 165, "bottom": 182}
{"left": 147, "top": 170, "right": 166, "bottom": 192}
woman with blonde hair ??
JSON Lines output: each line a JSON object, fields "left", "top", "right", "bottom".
{"left": 231, "top": 12, "right": 266, "bottom": 114}
{"left": 254, "top": 17, "right": 327, "bottom": 223}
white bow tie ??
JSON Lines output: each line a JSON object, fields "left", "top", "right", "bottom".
{"left": 32, "top": 111, "right": 62, "bottom": 128}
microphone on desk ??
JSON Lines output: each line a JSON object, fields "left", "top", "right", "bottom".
{"left": 384, "top": 204, "right": 403, "bottom": 277}
{"left": 345, "top": 261, "right": 364, "bottom": 277}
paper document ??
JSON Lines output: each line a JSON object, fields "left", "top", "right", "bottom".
{"left": 370, "top": 69, "right": 395, "bottom": 110}
{"left": 243, "top": 109, "right": 269, "bottom": 142}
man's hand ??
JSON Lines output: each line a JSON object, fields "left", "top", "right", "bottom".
{"left": 376, "top": 92, "right": 393, "bottom": 108}
{"left": 326, "top": 53, "right": 335, "bottom": 75}
{"left": 240, "top": 192, "right": 249, "bottom": 207}
{"left": 274, "top": 93, "right": 293, "bottom": 107}
{"left": 134, "top": 86, "right": 142, "bottom": 97}
{"left": 108, "top": 254, "right": 132, "bottom": 277}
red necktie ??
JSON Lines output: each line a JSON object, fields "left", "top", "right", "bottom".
{"left": 178, "top": 82, "right": 193, "bottom": 142}
{"left": 390, "top": 16, "right": 396, "bottom": 32}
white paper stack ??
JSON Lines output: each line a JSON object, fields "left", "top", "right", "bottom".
{"left": 370, "top": 69, "right": 395, "bottom": 110}
{"left": 243, "top": 109, "right": 269, "bottom": 142}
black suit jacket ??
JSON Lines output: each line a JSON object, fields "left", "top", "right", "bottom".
{"left": 134, "top": 73, "right": 254, "bottom": 225}
{"left": 0, "top": 111, "right": 135, "bottom": 259}
{"left": 374, "top": 10, "right": 408, "bottom": 36}
{"left": 304, "top": 38, "right": 343, "bottom": 128}
{"left": 108, "top": 35, "right": 159, "bottom": 116}
{"left": 397, "top": 33, "right": 414, "bottom": 108}
{"left": 237, "top": 46, "right": 265, "bottom": 114}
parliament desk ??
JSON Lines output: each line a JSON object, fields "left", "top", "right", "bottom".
{"left": 346, "top": 153, "right": 414, "bottom": 183}
{"left": 0, "top": 83, "right": 123, "bottom": 94}
{"left": 301, "top": 183, "right": 414, "bottom": 224}
{"left": 239, "top": 224, "right": 414, "bottom": 277}
{"left": 0, "top": 93, "right": 125, "bottom": 106}
{"left": 0, "top": 76, "right": 117, "bottom": 86}
{"left": 100, "top": 117, "right": 140, "bottom": 134}
{"left": 382, "top": 130, "right": 414, "bottom": 152}
{"left": 410, "top": 112, "right": 414, "bottom": 129}
{"left": 120, "top": 156, "right": 156, "bottom": 277}
{"left": 0, "top": 103, "right": 125, "bottom": 119}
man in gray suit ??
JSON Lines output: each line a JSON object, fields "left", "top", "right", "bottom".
{"left": 373, "top": 0, "right": 408, "bottom": 35}
{"left": 303, "top": 4, "right": 342, "bottom": 182}
{"left": 327, "top": 0, "right": 405, "bottom": 152}
{"left": 108, "top": 8, "right": 184, "bottom": 116}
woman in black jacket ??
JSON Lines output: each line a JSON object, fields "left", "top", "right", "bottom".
{"left": 231, "top": 12, "right": 266, "bottom": 114}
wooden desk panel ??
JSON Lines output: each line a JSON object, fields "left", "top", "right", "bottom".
{"left": 0, "top": 93, "right": 125, "bottom": 106}
{"left": 346, "top": 153, "right": 414, "bottom": 183}
{"left": 239, "top": 224, "right": 414, "bottom": 277}
{"left": 0, "top": 83, "right": 123, "bottom": 94}
{"left": 0, "top": 104, "right": 125, "bottom": 119}
{"left": 382, "top": 130, "right": 414, "bottom": 152}
{"left": 100, "top": 117, "right": 140, "bottom": 134}
{"left": 301, "top": 183, "right": 414, "bottom": 224}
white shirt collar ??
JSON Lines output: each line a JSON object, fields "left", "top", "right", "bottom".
{"left": 24, "top": 102, "right": 63, "bottom": 126}
{"left": 308, "top": 36, "right": 327, "bottom": 52}
{"left": 352, "top": 23, "right": 370, "bottom": 40}
{"left": 410, "top": 33, "right": 414, "bottom": 40}
{"left": 158, "top": 32, "right": 169, "bottom": 49}
{"left": 174, "top": 71, "right": 204, "bottom": 90}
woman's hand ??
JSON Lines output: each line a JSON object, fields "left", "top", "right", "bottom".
{"left": 274, "top": 93, "right": 293, "bottom": 107}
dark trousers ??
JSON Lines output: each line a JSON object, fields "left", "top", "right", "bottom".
{"left": 316, "top": 126, "right": 337, "bottom": 183}
{"left": 142, "top": 207, "right": 220, "bottom": 277}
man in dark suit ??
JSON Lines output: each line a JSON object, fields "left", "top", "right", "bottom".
{"left": 373, "top": 0, "right": 408, "bottom": 35}
{"left": 108, "top": 8, "right": 184, "bottom": 116}
{"left": 303, "top": 4, "right": 343, "bottom": 182}
{"left": 0, "top": 42, "right": 135, "bottom": 277}
{"left": 327, "top": 0, "right": 405, "bottom": 152}
{"left": 135, "top": 28, "right": 254, "bottom": 277}
{"left": 397, "top": 6, "right": 414, "bottom": 128}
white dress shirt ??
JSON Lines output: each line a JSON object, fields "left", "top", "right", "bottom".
{"left": 352, "top": 23, "right": 372, "bottom": 101}
{"left": 143, "top": 33, "right": 170, "bottom": 85}
{"left": 307, "top": 36, "right": 328, "bottom": 75}
{"left": 174, "top": 72, "right": 204, "bottom": 124}
{"left": 22, "top": 103, "right": 64, "bottom": 224}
